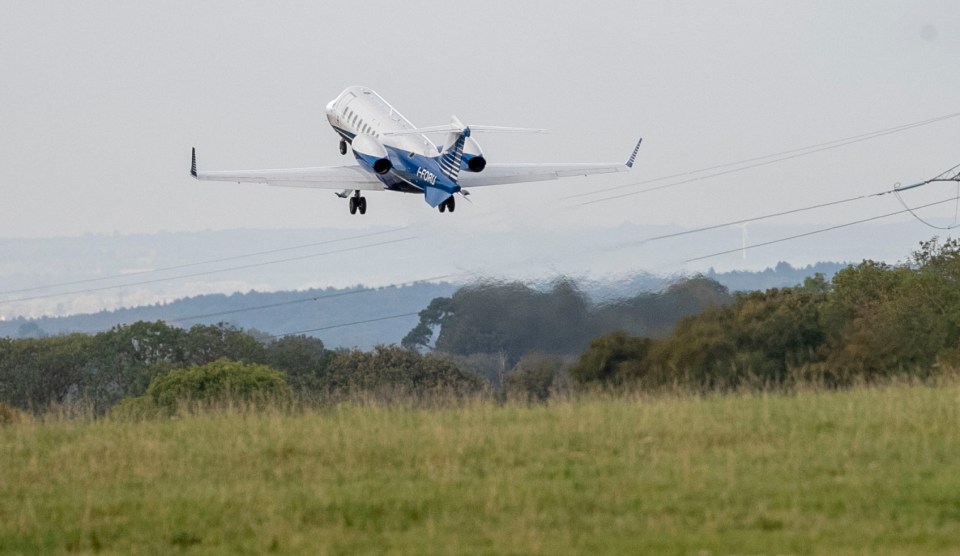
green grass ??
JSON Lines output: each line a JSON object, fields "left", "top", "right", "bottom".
{"left": 2, "top": 383, "right": 960, "bottom": 555}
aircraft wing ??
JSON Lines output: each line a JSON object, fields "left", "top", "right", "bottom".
{"left": 458, "top": 139, "right": 642, "bottom": 188}
{"left": 190, "top": 148, "right": 383, "bottom": 190}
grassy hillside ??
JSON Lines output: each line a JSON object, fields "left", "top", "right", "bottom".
{"left": 2, "top": 383, "right": 959, "bottom": 554}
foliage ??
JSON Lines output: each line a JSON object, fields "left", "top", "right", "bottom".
{"left": 322, "top": 346, "right": 485, "bottom": 402}
{"left": 570, "top": 239, "right": 960, "bottom": 390}
{"left": 403, "top": 276, "right": 731, "bottom": 363}
{"left": 9, "top": 238, "right": 960, "bottom": 411}
{"left": 568, "top": 331, "right": 653, "bottom": 386}
{"left": 264, "top": 335, "right": 334, "bottom": 396}
{"left": 0, "top": 333, "right": 93, "bottom": 410}
{"left": 122, "top": 358, "right": 291, "bottom": 415}
{"left": 503, "top": 353, "right": 568, "bottom": 403}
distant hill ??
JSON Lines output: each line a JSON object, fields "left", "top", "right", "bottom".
{"left": 705, "top": 260, "right": 848, "bottom": 292}
{"left": 1, "top": 282, "right": 457, "bottom": 350}
{"left": 1, "top": 261, "right": 851, "bottom": 348}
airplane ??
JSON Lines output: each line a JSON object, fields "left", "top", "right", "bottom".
{"left": 190, "top": 86, "right": 641, "bottom": 215}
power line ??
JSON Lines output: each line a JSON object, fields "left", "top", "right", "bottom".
{"left": 892, "top": 162, "right": 960, "bottom": 230}
{"left": 271, "top": 312, "right": 421, "bottom": 338}
{"left": 0, "top": 236, "right": 416, "bottom": 305}
{"left": 683, "top": 196, "right": 960, "bottom": 263}
{"left": 569, "top": 111, "right": 960, "bottom": 206}
{"left": 170, "top": 274, "right": 458, "bottom": 324}
{"left": 0, "top": 227, "right": 407, "bottom": 296}
{"left": 633, "top": 190, "right": 893, "bottom": 245}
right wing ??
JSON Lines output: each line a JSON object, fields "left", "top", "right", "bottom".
{"left": 458, "top": 138, "right": 642, "bottom": 188}
{"left": 190, "top": 148, "right": 383, "bottom": 191}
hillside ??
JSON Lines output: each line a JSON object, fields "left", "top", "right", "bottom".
{"left": 1, "top": 282, "right": 457, "bottom": 350}
{"left": 0, "top": 262, "right": 846, "bottom": 349}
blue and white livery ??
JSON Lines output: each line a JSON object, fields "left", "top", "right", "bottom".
{"left": 191, "top": 86, "right": 641, "bottom": 215}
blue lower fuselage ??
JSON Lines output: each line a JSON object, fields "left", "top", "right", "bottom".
{"left": 333, "top": 126, "right": 467, "bottom": 203}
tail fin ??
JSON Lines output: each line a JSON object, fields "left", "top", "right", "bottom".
{"left": 438, "top": 116, "right": 469, "bottom": 182}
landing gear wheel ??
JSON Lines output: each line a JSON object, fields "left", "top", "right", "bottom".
{"left": 358, "top": 196, "right": 367, "bottom": 215}
{"left": 339, "top": 139, "right": 347, "bottom": 155}
{"left": 349, "top": 197, "right": 358, "bottom": 215}
{"left": 438, "top": 196, "right": 455, "bottom": 213}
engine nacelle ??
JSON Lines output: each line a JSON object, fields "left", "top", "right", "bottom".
{"left": 462, "top": 136, "right": 486, "bottom": 173}
{"left": 352, "top": 134, "right": 392, "bottom": 175}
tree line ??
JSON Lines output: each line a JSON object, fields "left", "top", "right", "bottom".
{"left": 0, "top": 322, "right": 482, "bottom": 415}
{"left": 4, "top": 238, "right": 959, "bottom": 415}
{"left": 568, "top": 238, "right": 960, "bottom": 391}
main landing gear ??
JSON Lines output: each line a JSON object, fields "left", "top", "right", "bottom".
{"left": 438, "top": 196, "right": 456, "bottom": 213}
{"left": 348, "top": 191, "right": 367, "bottom": 215}
{"left": 339, "top": 139, "right": 348, "bottom": 155}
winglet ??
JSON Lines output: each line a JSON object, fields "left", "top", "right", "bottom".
{"left": 626, "top": 138, "right": 642, "bottom": 169}
{"left": 190, "top": 147, "right": 198, "bottom": 178}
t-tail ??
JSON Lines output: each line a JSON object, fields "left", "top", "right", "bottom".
{"left": 437, "top": 116, "right": 470, "bottom": 183}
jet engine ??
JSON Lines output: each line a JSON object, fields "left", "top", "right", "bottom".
{"left": 462, "top": 136, "right": 486, "bottom": 172}
{"left": 352, "top": 134, "right": 392, "bottom": 175}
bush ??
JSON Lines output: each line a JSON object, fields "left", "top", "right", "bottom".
{"left": 568, "top": 332, "right": 653, "bottom": 387}
{"left": 114, "top": 358, "right": 291, "bottom": 416}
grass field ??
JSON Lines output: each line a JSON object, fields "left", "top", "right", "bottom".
{"left": 2, "top": 382, "right": 960, "bottom": 555}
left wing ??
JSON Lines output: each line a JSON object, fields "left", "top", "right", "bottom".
{"left": 190, "top": 148, "right": 383, "bottom": 190}
{"left": 458, "top": 138, "right": 641, "bottom": 188}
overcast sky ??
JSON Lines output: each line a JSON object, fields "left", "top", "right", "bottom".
{"left": 1, "top": 1, "right": 959, "bottom": 278}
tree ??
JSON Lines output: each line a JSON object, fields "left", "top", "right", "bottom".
{"left": 323, "top": 346, "right": 484, "bottom": 402}
{"left": 0, "top": 334, "right": 93, "bottom": 410}
{"left": 181, "top": 323, "right": 268, "bottom": 366}
{"left": 264, "top": 335, "right": 334, "bottom": 395}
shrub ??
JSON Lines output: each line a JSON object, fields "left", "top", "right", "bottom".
{"left": 568, "top": 332, "right": 653, "bottom": 387}
{"left": 114, "top": 358, "right": 291, "bottom": 416}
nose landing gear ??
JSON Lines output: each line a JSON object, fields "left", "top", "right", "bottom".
{"left": 339, "top": 139, "right": 348, "bottom": 155}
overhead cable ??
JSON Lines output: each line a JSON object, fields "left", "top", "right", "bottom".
{"left": 0, "top": 227, "right": 407, "bottom": 297}
{"left": 0, "top": 236, "right": 416, "bottom": 305}
{"left": 683, "top": 196, "right": 960, "bottom": 263}
{"left": 570, "top": 111, "right": 960, "bottom": 206}
{"left": 170, "top": 274, "right": 457, "bottom": 324}
{"left": 893, "top": 162, "right": 960, "bottom": 230}
{"left": 270, "top": 312, "right": 421, "bottom": 338}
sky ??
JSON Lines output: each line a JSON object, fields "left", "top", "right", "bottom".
{"left": 1, "top": 1, "right": 960, "bottom": 301}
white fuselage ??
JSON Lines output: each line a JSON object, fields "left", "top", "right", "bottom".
{"left": 325, "top": 86, "right": 439, "bottom": 156}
